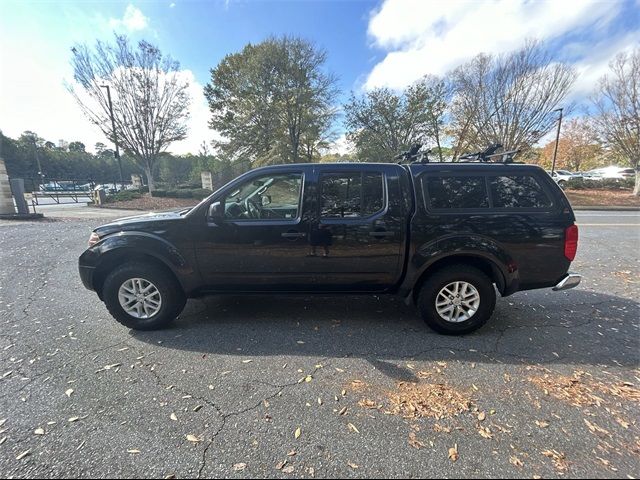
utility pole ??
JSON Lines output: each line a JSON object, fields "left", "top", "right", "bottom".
{"left": 551, "top": 108, "right": 563, "bottom": 175}
{"left": 101, "top": 85, "right": 123, "bottom": 183}
{"left": 31, "top": 137, "right": 44, "bottom": 186}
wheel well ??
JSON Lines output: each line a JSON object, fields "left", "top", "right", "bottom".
{"left": 411, "top": 255, "right": 505, "bottom": 303}
{"left": 92, "top": 251, "right": 182, "bottom": 300}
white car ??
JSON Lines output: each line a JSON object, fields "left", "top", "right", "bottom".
{"left": 546, "top": 170, "right": 582, "bottom": 188}
{"left": 584, "top": 166, "right": 636, "bottom": 180}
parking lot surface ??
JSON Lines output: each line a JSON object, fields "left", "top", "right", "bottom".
{"left": 0, "top": 209, "right": 639, "bottom": 478}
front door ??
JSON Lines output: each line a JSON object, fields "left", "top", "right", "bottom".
{"left": 195, "top": 168, "right": 313, "bottom": 291}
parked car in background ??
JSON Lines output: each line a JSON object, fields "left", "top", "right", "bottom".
{"left": 583, "top": 166, "right": 636, "bottom": 180}
{"left": 546, "top": 170, "right": 582, "bottom": 188}
{"left": 94, "top": 183, "right": 132, "bottom": 195}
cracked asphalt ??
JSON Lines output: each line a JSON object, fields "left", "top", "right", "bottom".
{"left": 0, "top": 208, "right": 639, "bottom": 479}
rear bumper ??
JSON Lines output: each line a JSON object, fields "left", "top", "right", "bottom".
{"left": 552, "top": 273, "right": 581, "bottom": 291}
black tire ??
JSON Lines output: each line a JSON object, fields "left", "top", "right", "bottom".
{"left": 558, "top": 180, "right": 567, "bottom": 189}
{"left": 102, "top": 262, "right": 186, "bottom": 330}
{"left": 417, "top": 265, "right": 496, "bottom": 335}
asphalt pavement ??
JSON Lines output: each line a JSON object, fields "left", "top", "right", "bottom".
{"left": 0, "top": 209, "right": 638, "bottom": 479}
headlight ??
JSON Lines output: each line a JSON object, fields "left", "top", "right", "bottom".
{"left": 88, "top": 232, "right": 100, "bottom": 248}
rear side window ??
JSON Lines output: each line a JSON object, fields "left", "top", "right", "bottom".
{"left": 490, "top": 175, "right": 552, "bottom": 209}
{"left": 320, "top": 172, "right": 384, "bottom": 218}
{"left": 424, "top": 176, "right": 489, "bottom": 209}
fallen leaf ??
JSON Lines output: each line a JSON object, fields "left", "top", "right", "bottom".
{"left": 170, "top": 413, "right": 178, "bottom": 421}
{"left": 448, "top": 444, "right": 459, "bottom": 462}
{"left": 510, "top": 455, "right": 524, "bottom": 467}
{"left": 408, "top": 432, "right": 425, "bottom": 449}
{"left": 186, "top": 434, "right": 202, "bottom": 443}
{"left": 347, "top": 423, "right": 360, "bottom": 434}
{"left": 348, "top": 462, "right": 359, "bottom": 469}
{"left": 294, "top": 427, "right": 301, "bottom": 439}
{"left": 478, "top": 427, "right": 493, "bottom": 439}
{"left": 0, "top": 419, "right": 6, "bottom": 427}
{"left": 65, "top": 389, "right": 74, "bottom": 398}
{"left": 68, "top": 417, "right": 80, "bottom": 423}
{"left": 615, "top": 417, "right": 630, "bottom": 429}
{"left": 338, "top": 407, "right": 347, "bottom": 416}
{"left": 275, "top": 460, "right": 287, "bottom": 470}
{"left": 233, "top": 463, "right": 246, "bottom": 472}
{"left": 287, "top": 450, "right": 296, "bottom": 457}
{"left": 242, "top": 360, "right": 252, "bottom": 364}
{"left": 584, "top": 419, "right": 610, "bottom": 436}
{"left": 282, "top": 465, "right": 294, "bottom": 474}
{"left": 193, "top": 405, "right": 203, "bottom": 412}
{"left": 0, "top": 437, "right": 6, "bottom": 445}
{"left": 477, "top": 411, "right": 486, "bottom": 422}
{"left": 34, "top": 428, "right": 45, "bottom": 436}
{"left": 535, "top": 420, "right": 550, "bottom": 428}
{"left": 127, "top": 449, "right": 141, "bottom": 454}
{"left": 16, "top": 450, "right": 30, "bottom": 460}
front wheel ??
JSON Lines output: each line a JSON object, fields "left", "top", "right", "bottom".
{"left": 417, "top": 265, "right": 496, "bottom": 335}
{"left": 102, "top": 262, "right": 186, "bottom": 330}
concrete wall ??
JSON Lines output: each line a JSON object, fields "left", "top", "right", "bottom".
{"left": 0, "top": 158, "right": 16, "bottom": 215}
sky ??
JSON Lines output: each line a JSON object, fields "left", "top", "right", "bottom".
{"left": 0, "top": 0, "right": 639, "bottom": 155}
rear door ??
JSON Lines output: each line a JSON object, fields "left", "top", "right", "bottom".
{"left": 307, "top": 164, "right": 407, "bottom": 292}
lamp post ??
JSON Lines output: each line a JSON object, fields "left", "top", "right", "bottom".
{"left": 100, "top": 85, "right": 123, "bottom": 183}
{"left": 551, "top": 108, "right": 563, "bottom": 175}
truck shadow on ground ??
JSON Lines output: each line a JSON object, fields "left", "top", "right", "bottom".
{"left": 130, "top": 289, "right": 640, "bottom": 370}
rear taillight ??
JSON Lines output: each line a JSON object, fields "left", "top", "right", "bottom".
{"left": 564, "top": 224, "right": 578, "bottom": 261}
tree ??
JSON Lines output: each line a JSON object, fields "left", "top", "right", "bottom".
{"left": 540, "top": 118, "right": 602, "bottom": 172}
{"left": 69, "top": 141, "right": 86, "bottom": 153}
{"left": 590, "top": 49, "right": 640, "bottom": 195}
{"left": 344, "top": 75, "right": 449, "bottom": 162}
{"left": 449, "top": 41, "right": 575, "bottom": 158}
{"left": 68, "top": 34, "right": 191, "bottom": 192}
{"left": 204, "top": 36, "right": 338, "bottom": 166}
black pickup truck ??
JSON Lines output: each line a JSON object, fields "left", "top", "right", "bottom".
{"left": 79, "top": 162, "right": 580, "bottom": 335}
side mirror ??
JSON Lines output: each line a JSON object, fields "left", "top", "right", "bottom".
{"left": 261, "top": 195, "right": 272, "bottom": 207}
{"left": 207, "top": 201, "right": 224, "bottom": 223}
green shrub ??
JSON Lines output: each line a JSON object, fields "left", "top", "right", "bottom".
{"left": 567, "top": 177, "right": 635, "bottom": 190}
{"left": 105, "top": 190, "right": 143, "bottom": 203}
{"left": 151, "top": 188, "right": 211, "bottom": 199}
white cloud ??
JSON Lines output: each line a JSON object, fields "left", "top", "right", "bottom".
{"left": 170, "top": 3, "right": 176, "bottom": 8}
{"left": 170, "top": 70, "right": 221, "bottom": 155}
{"left": 365, "top": 0, "right": 623, "bottom": 90}
{"left": 328, "top": 134, "right": 353, "bottom": 156}
{"left": 109, "top": 5, "right": 149, "bottom": 32}
{"left": 570, "top": 33, "right": 640, "bottom": 100}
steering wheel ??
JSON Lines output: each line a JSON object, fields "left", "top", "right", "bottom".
{"left": 246, "top": 199, "right": 261, "bottom": 219}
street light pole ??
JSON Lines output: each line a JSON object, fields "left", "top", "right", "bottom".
{"left": 31, "top": 137, "right": 44, "bottom": 186}
{"left": 101, "top": 85, "right": 124, "bottom": 183}
{"left": 551, "top": 108, "right": 563, "bottom": 175}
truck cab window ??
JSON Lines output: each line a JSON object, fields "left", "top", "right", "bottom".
{"left": 320, "top": 172, "right": 384, "bottom": 218}
{"left": 222, "top": 173, "right": 302, "bottom": 220}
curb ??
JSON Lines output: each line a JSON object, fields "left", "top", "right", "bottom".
{"left": 573, "top": 206, "right": 640, "bottom": 211}
{"left": 0, "top": 213, "right": 45, "bottom": 220}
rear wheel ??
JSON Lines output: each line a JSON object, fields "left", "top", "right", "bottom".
{"left": 417, "top": 265, "right": 496, "bottom": 335}
{"left": 102, "top": 262, "right": 186, "bottom": 330}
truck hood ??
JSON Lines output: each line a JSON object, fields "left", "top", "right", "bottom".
{"left": 94, "top": 210, "right": 186, "bottom": 236}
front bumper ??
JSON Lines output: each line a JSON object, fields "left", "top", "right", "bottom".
{"left": 552, "top": 273, "right": 581, "bottom": 291}
{"left": 79, "top": 264, "right": 96, "bottom": 291}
